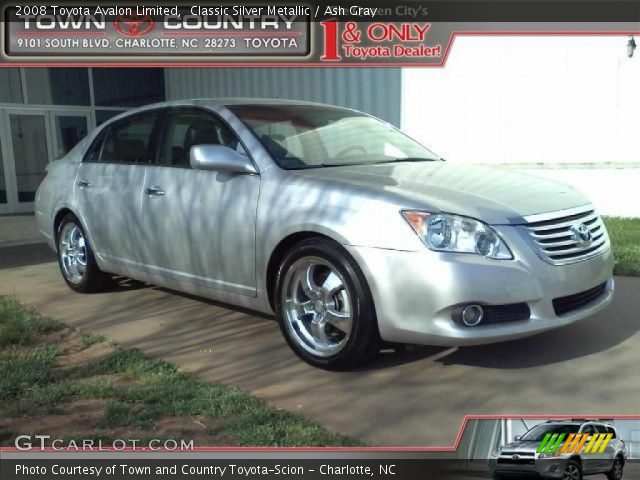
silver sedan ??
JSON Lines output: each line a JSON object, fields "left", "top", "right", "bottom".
{"left": 35, "top": 99, "right": 614, "bottom": 369}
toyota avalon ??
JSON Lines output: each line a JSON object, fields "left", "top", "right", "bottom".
{"left": 35, "top": 99, "right": 614, "bottom": 369}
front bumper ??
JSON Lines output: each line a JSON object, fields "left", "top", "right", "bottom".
{"left": 489, "top": 457, "right": 568, "bottom": 479}
{"left": 345, "top": 224, "right": 615, "bottom": 346}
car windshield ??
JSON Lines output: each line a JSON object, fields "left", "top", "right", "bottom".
{"left": 520, "top": 424, "right": 581, "bottom": 441}
{"left": 229, "top": 104, "right": 440, "bottom": 169}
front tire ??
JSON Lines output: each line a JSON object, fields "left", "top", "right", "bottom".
{"left": 563, "top": 460, "right": 582, "bottom": 480}
{"left": 607, "top": 457, "right": 624, "bottom": 480}
{"left": 275, "top": 238, "right": 379, "bottom": 370}
{"left": 57, "top": 214, "right": 111, "bottom": 293}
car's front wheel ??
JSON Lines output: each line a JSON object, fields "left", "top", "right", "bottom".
{"left": 275, "top": 238, "right": 379, "bottom": 370}
{"left": 57, "top": 214, "right": 111, "bottom": 293}
{"left": 607, "top": 457, "right": 624, "bottom": 480}
{"left": 563, "top": 460, "right": 582, "bottom": 480}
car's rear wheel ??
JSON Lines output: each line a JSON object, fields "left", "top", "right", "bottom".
{"left": 607, "top": 457, "right": 624, "bottom": 480}
{"left": 563, "top": 460, "right": 582, "bottom": 480}
{"left": 57, "top": 214, "right": 111, "bottom": 293}
{"left": 275, "top": 238, "right": 379, "bottom": 370}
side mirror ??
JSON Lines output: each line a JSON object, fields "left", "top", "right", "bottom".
{"left": 190, "top": 144, "right": 257, "bottom": 175}
{"left": 514, "top": 435, "right": 522, "bottom": 441}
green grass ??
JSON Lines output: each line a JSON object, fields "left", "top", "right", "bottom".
{"left": 0, "top": 297, "right": 63, "bottom": 347}
{"left": 79, "top": 331, "right": 107, "bottom": 348}
{"left": 0, "top": 296, "right": 361, "bottom": 447}
{"left": 603, "top": 217, "right": 640, "bottom": 277}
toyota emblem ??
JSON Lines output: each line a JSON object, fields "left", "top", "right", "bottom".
{"left": 571, "top": 223, "right": 593, "bottom": 247}
{"left": 512, "top": 454, "right": 520, "bottom": 460}
{"left": 114, "top": 15, "right": 155, "bottom": 37}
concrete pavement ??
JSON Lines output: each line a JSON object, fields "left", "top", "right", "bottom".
{"left": 1, "top": 242, "right": 639, "bottom": 446}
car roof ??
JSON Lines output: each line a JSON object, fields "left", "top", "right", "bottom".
{"left": 95, "top": 98, "right": 358, "bottom": 131}
{"left": 542, "top": 420, "right": 615, "bottom": 428}
{"left": 139, "top": 98, "right": 345, "bottom": 110}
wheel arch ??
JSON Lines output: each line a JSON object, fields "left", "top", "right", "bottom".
{"left": 265, "top": 231, "right": 340, "bottom": 310}
{"left": 53, "top": 207, "right": 75, "bottom": 245}
{"left": 568, "top": 455, "right": 582, "bottom": 466}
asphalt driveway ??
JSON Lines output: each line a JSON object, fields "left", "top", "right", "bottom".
{"left": 1, "top": 241, "right": 639, "bottom": 446}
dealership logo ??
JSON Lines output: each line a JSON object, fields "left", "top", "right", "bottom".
{"left": 570, "top": 223, "right": 593, "bottom": 247}
{"left": 114, "top": 15, "right": 155, "bottom": 37}
{"left": 537, "top": 433, "right": 613, "bottom": 455}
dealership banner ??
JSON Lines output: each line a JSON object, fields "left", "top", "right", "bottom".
{"left": 1, "top": 1, "right": 639, "bottom": 65}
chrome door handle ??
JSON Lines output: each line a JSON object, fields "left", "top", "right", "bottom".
{"left": 145, "top": 186, "right": 165, "bottom": 197}
{"left": 77, "top": 180, "right": 91, "bottom": 188}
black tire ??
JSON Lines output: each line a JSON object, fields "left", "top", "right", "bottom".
{"left": 274, "top": 237, "right": 380, "bottom": 370}
{"left": 56, "top": 214, "right": 111, "bottom": 293}
{"left": 606, "top": 457, "right": 624, "bottom": 480}
{"left": 563, "top": 460, "right": 582, "bottom": 480}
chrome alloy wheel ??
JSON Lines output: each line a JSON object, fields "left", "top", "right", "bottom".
{"left": 563, "top": 463, "right": 581, "bottom": 480}
{"left": 59, "top": 222, "right": 88, "bottom": 285}
{"left": 282, "top": 257, "right": 353, "bottom": 357}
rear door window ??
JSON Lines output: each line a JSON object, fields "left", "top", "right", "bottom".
{"left": 101, "top": 112, "right": 159, "bottom": 164}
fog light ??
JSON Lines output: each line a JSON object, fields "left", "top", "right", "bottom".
{"left": 453, "top": 305, "right": 484, "bottom": 327}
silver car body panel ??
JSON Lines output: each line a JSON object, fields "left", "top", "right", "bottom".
{"left": 35, "top": 99, "right": 615, "bottom": 346}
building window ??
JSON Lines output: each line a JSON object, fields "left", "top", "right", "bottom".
{"left": 92, "top": 68, "right": 165, "bottom": 107}
{"left": 25, "top": 68, "right": 90, "bottom": 106}
{"left": 96, "top": 109, "right": 127, "bottom": 125}
{"left": 0, "top": 69, "right": 24, "bottom": 103}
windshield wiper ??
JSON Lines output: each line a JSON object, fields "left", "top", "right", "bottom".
{"left": 316, "top": 158, "right": 438, "bottom": 168}
{"left": 372, "top": 157, "right": 439, "bottom": 164}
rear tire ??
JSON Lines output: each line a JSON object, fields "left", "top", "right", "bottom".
{"left": 56, "top": 214, "right": 111, "bottom": 293}
{"left": 275, "top": 237, "right": 379, "bottom": 370}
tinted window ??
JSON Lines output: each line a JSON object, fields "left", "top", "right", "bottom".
{"left": 607, "top": 427, "right": 617, "bottom": 438}
{"left": 25, "top": 68, "right": 90, "bottom": 105}
{"left": 158, "top": 110, "right": 244, "bottom": 168}
{"left": 93, "top": 68, "right": 165, "bottom": 107}
{"left": 582, "top": 424, "right": 596, "bottom": 434}
{"left": 520, "top": 424, "right": 581, "bottom": 441}
{"left": 102, "top": 113, "right": 158, "bottom": 164}
{"left": 0, "top": 69, "right": 23, "bottom": 103}
{"left": 84, "top": 130, "right": 107, "bottom": 163}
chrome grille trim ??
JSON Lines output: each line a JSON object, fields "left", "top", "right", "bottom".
{"left": 520, "top": 205, "right": 610, "bottom": 265}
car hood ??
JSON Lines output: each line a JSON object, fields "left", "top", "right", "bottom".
{"left": 293, "top": 162, "right": 590, "bottom": 225}
{"left": 500, "top": 440, "right": 541, "bottom": 453}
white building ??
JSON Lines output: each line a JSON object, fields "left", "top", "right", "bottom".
{"left": 1, "top": 36, "right": 637, "bottom": 216}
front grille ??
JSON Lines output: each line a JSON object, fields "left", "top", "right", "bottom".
{"left": 482, "top": 304, "right": 531, "bottom": 324}
{"left": 521, "top": 207, "right": 609, "bottom": 265}
{"left": 553, "top": 282, "right": 607, "bottom": 316}
{"left": 497, "top": 458, "right": 536, "bottom": 465}
{"left": 498, "top": 451, "right": 536, "bottom": 465}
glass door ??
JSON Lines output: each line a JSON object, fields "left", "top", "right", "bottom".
{"left": 4, "top": 109, "right": 53, "bottom": 211}
{"left": 50, "top": 112, "right": 91, "bottom": 160}
{"left": 0, "top": 131, "right": 9, "bottom": 214}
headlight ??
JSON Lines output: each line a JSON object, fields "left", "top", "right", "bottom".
{"left": 402, "top": 211, "right": 513, "bottom": 260}
{"left": 538, "top": 453, "right": 556, "bottom": 459}
{"left": 490, "top": 448, "right": 501, "bottom": 458}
